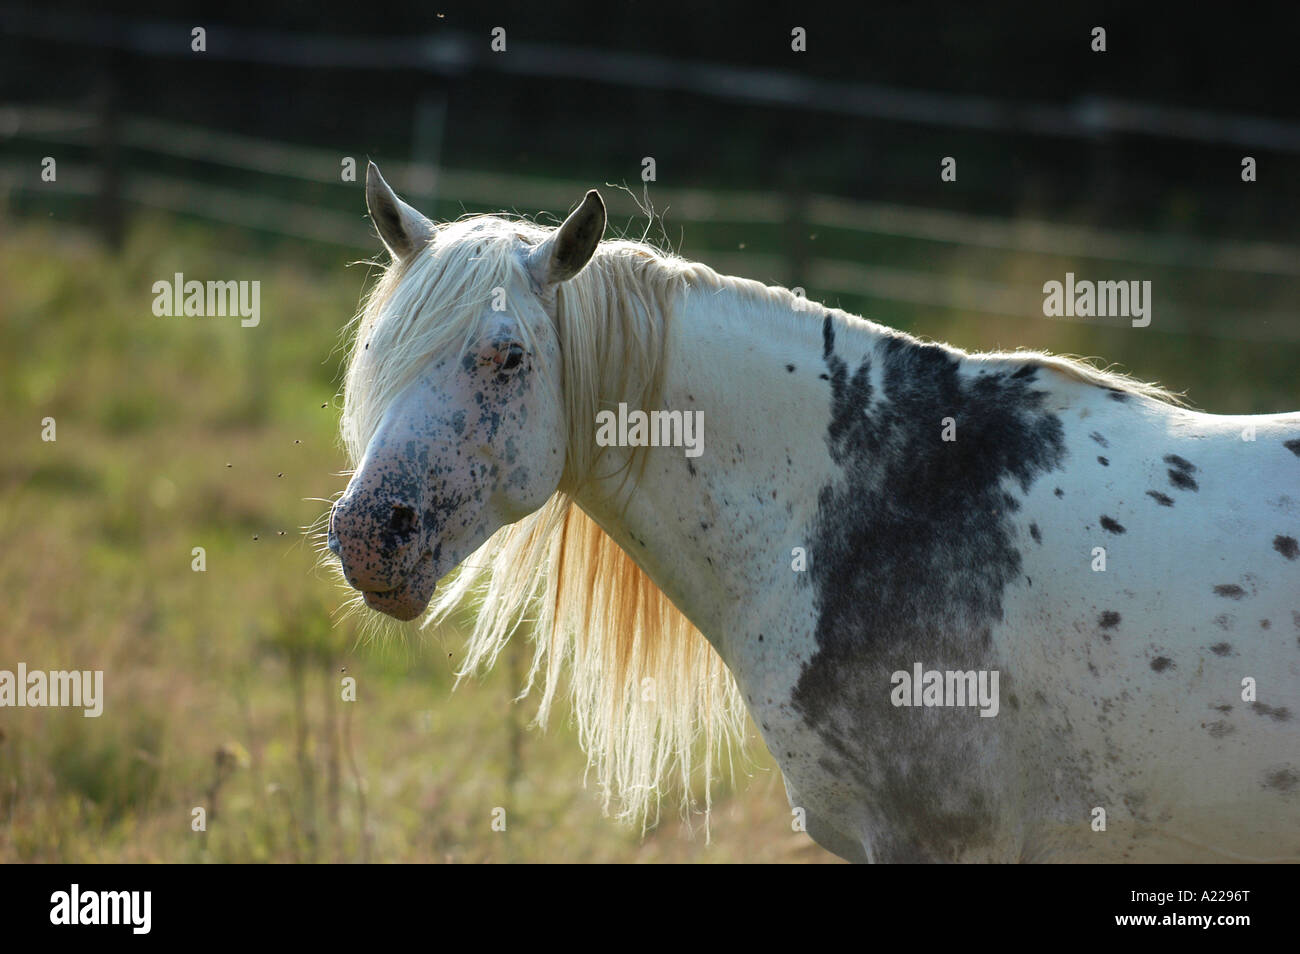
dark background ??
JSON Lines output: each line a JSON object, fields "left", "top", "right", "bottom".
{"left": 4, "top": 2, "right": 1300, "bottom": 234}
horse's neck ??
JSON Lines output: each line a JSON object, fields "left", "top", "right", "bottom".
{"left": 572, "top": 279, "right": 886, "bottom": 656}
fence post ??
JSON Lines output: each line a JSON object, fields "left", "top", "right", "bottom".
{"left": 93, "top": 64, "right": 124, "bottom": 250}
{"left": 410, "top": 86, "right": 448, "bottom": 211}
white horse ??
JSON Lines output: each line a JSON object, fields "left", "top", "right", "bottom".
{"left": 328, "top": 163, "right": 1300, "bottom": 862}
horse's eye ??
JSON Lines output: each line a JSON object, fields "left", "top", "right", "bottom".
{"left": 500, "top": 344, "right": 525, "bottom": 370}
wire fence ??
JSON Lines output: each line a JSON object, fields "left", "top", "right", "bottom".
{"left": 7, "top": 7, "right": 1300, "bottom": 152}
{"left": 3, "top": 5, "right": 1300, "bottom": 343}
{"left": 4, "top": 104, "right": 1299, "bottom": 342}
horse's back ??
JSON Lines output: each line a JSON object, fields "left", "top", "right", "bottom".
{"left": 1005, "top": 392, "right": 1300, "bottom": 861}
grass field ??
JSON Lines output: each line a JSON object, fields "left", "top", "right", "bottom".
{"left": 1, "top": 207, "right": 1294, "bottom": 863}
{"left": 0, "top": 213, "right": 839, "bottom": 863}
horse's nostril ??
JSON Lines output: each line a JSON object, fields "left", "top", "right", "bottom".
{"left": 388, "top": 504, "right": 417, "bottom": 537}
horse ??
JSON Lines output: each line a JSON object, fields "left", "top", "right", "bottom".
{"left": 327, "top": 162, "right": 1300, "bottom": 862}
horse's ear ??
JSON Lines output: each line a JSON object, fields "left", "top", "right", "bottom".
{"left": 366, "top": 161, "right": 433, "bottom": 261}
{"left": 528, "top": 190, "right": 606, "bottom": 287}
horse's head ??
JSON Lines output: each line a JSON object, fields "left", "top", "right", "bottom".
{"left": 329, "top": 163, "right": 606, "bottom": 620}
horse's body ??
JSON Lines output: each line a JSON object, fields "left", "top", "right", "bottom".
{"left": 578, "top": 276, "right": 1300, "bottom": 862}
{"left": 331, "top": 165, "right": 1300, "bottom": 862}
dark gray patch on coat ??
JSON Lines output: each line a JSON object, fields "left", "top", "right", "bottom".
{"left": 1214, "top": 584, "right": 1246, "bottom": 600}
{"left": 793, "top": 322, "right": 1066, "bottom": 860}
{"left": 1146, "top": 490, "right": 1174, "bottom": 507}
{"left": 1273, "top": 535, "right": 1299, "bottom": 560}
{"left": 1209, "top": 642, "right": 1233, "bottom": 656}
{"left": 1100, "top": 515, "right": 1125, "bottom": 534}
{"left": 1150, "top": 656, "right": 1173, "bottom": 672}
{"left": 1029, "top": 523, "right": 1041, "bottom": 543}
{"left": 1206, "top": 721, "right": 1234, "bottom": 738}
{"left": 1251, "top": 702, "right": 1291, "bottom": 722}
{"left": 1264, "top": 767, "right": 1298, "bottom": 792}
{"left": 1090, "top": 432, "right": 1109, "bottom": 448}
{"left": 1098, "top": 611, "right": 1121, "bottom": 629}
{"left": 1097, "top": 456, "right": 1109, "bottom": 466}
{"left": 1284, "top": 438, "right": 1300, "bottom": 458}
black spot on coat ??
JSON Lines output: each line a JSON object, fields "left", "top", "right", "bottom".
{"left": 1251, "top": 702, "right": 1292, "bottom": 722}
{"left": 1164, "top": 454, "right": 1199, "bottom": 492}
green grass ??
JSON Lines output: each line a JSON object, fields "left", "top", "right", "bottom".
{"left": 1, "top": 205, "right": 1293, "bottom": 864}
{"left": 0, "top": 214, "right": 829, "bottom": 863}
